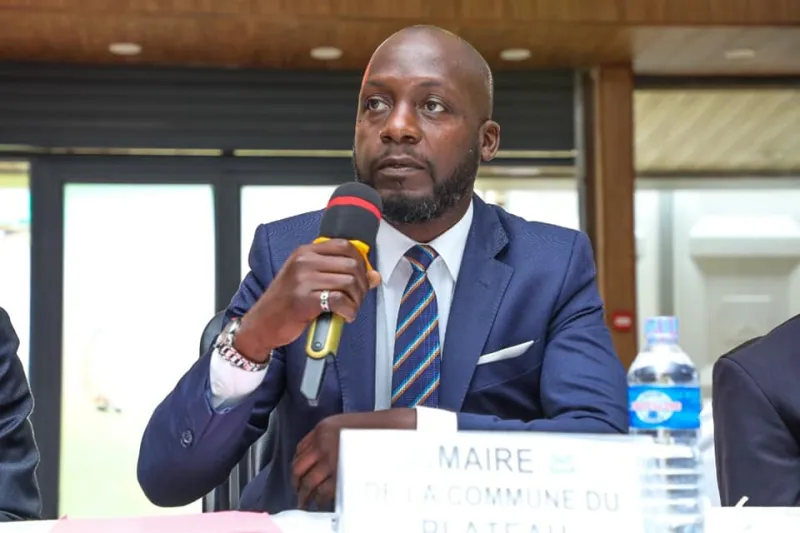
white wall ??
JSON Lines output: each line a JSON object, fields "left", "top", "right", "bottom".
{"left": 0, "top": 187, "right": 31, "bottom": 374}
{"left": 634, "top": 190, "right": 661, "bottom": 349}
{"left": 504, "top": 190, "right": 581, "bottom": 230}
{"left": 672, "top": 189, "right": 800, "bottom": 393}
{"left": 240, "top": 185, "right": 337, "bottom": 279}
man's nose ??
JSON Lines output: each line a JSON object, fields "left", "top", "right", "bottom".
{"left": 380, "top": 103, "right": 421, "bottom": 144}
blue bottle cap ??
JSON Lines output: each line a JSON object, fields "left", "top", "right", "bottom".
{"left": 644, "top": 316, "right": 679, "bottom": 343}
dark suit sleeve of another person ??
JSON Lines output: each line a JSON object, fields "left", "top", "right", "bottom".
{"left": 0, "top": 308, "right": 41, "bottom": 521}
{"left": 713, "top": 356, "right": 800, "bottom": 506}
{"left": 137, "top": 224, "right": 287, "bottom": 507}
{"left": 457, "top": 232, "right": 628, "bottom": 434}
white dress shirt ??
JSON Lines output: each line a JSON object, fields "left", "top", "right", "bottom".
{"left": 209, "top": 200, "right": 475, "bottom": 431}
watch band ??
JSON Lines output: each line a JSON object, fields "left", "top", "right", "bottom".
{"left": 218, "top": 342, "right": 270, "bottom": 372}
{"left": 214, "top": 317, "right": 270, "bottom": 372}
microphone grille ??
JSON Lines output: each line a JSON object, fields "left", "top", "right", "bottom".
{"left": 319, "top": 182, "right": 383, "bottom": 248}
{"left": 328, "top": 182, "right": 382, "bottom": 209}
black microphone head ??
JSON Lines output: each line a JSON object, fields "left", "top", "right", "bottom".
{"left": 319, "top": 182, "right": 383, "bottom": 248}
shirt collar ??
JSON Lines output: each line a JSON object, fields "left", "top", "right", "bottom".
{"left": 375, "top": 199, "right": 474, "bottom": 285}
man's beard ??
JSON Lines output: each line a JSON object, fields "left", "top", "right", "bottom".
{"left": 353, "top": 145, "right": 480, "bottom": 225}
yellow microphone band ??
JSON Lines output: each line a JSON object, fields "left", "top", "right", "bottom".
{"left": 312, "top": 236, "right": 374, "bottom": 271}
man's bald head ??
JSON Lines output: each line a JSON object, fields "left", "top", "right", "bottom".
{"left": 353, "top": 25, "right": 501, "bottom": 227}
{"left": 365, "top": 25, "right": 494, "bottom": 120}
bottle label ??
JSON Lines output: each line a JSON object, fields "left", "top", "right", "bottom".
{"left": 628, "top": 385, "right": 702, "bottom": 430}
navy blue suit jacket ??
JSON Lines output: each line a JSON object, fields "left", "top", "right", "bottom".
{"left": 137, "top": 197, "right": 627, "bottom": 513}
{"left": 0, "top": 307, "right": 41, "bottom": 521}
{"left": 713, "top": 314, "right": 800, "bottom": 506}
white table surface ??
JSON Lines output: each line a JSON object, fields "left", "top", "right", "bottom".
{"left": 276, "top": 508, "right": 800, "bottom": 532}
{"left": 2, "top": 508, "right": 799, "bottom": 532}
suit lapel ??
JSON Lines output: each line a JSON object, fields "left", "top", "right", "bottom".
{"left": 333, "top": 248, "right": 377, "bottom": 413}
{"left": 440, "top": 198, "right": 512, "bottom": 411}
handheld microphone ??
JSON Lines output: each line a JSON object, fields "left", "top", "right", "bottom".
{"left": 300, "top": 182, "right": 383, "bottom": 405}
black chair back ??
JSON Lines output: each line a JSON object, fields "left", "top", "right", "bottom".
{"left": 199, "top": 311, "right": 243, "bottom": 512}
{"left": 199, "top": 310, "right": 271, "bottom": 512}
{"left": 200, "top": 311, "right": 226, "bottom": 357}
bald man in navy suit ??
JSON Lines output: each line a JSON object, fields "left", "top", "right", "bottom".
{"left": 138, "top": 25, "right": 627, "bottom": 513}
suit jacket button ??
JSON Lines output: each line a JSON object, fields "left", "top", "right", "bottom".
{"left": 180, "top": 430, "right": 194, "bottom": 448}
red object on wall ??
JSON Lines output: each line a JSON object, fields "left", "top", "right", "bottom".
{"left": 610, "top": 311, "right": 634, "bottom": 332}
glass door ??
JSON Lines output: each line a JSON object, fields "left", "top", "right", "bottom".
{"left": 30, "top": 157, "right": 222, "bottom": 519}
{"left": 60, "top": 183, "right": 214, "bottom": 517}
{"left": 240, "top": 185, "right": 337, "bottom": 277}
{"left": 0, "top": 161, "right": 31, "bottom": 374}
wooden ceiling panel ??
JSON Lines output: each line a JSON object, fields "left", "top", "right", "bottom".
{"left": 624, "top": 0, "right": 800, "bottom": 25}
{"left": 455, "top": 0, "right": 505, "bottom": 21}
{"left": 334, "top": 0, "right": 460, "bottom": 20}
{"left": 258, "top": 20, "right": 415, "bottom": 69}
{"left": 0, "top": 0, "right": 797, "bottom": 73}
{"left": 253, "top": 0, "right": 456, "bottom": 20}
{"left": 502, "top": 0, "right": 623, "bottom": 23}
{"left": 0, "top": 12, "right": 256, "bottom": 66}
{"left": 0, "top": 0, "right": 798, "bottom": 23}
{"left": 0, "top": 0, "right": 255, "bottom": 15}
{"left": 459, "top": 25, "right": 632, "bottom": 68}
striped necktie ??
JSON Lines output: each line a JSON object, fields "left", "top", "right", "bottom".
{"left": 391, "top": 244, "right": 441, "bottom": 408}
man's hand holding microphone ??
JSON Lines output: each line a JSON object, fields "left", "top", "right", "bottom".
{"left": 230, "top": 183, "right": 417, "bottom": 510}
{"left": 232, "top": 238, "right": 380, "bottom": 363}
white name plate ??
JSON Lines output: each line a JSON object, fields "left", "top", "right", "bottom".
{"left": 335, "top": 430, "right": 663, "bottom": 533}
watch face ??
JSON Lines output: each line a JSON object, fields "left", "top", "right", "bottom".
{"left": 215, "top": 318, "right": 238, "bottom": 349}
{"left": 224, "top": 317, "right": 240, "bottom": 336}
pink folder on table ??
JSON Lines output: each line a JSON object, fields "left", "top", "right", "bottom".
{"left": 50, "top": 511, "right": 281, "bottom": 533}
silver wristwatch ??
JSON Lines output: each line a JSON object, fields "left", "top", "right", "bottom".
{"left": 215, "top": 317, "right": 270, "bottom": 372}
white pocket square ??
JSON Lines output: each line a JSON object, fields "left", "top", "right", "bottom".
{"left": 476, "top": 340, "right": 536, "bottom": 366}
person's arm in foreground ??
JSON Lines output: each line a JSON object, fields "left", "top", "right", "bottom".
{"left": 137, "top": 226, "right": 378, "bottom": 507}
{"left": 0, "top": 307, "right": 41, "bottom": 521}
{"left": 713, "top": 356, "right": 800, "bottom": 506}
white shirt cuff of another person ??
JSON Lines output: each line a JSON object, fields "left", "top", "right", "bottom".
{"left": 208, "top": 347, "right": 268, "bottom": 412}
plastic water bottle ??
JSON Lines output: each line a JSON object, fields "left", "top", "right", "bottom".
{"left": 628, "top": 316, "right": 703, "bottom": 532}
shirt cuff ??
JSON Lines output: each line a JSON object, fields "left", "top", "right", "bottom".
{"left": 415, "top": 406, "right": 457, "bottom": 432}
{"left": 208, "top": 346, "right": 268, "bottom": 411}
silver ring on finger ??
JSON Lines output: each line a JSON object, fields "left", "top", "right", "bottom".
{"left": 319, "top": 290, "right": 331, "bottom": 313}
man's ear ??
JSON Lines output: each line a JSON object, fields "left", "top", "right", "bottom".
{"left": 480, "top": 120, "right": 500, "bottom": 162}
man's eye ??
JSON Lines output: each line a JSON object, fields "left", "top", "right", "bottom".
{"left": 366, "top": 98, "right": 388, "bottom": 111}
{"left": 424, "top": 101, "right": 445, "bottom": 113}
